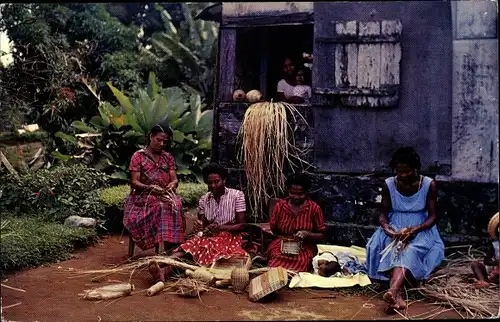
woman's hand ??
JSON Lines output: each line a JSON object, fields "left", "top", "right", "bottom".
{"left": 294, "top": 230, "right": 311, "bottom": 241}
{"left": 382, "top": 225, "right": 398, "bottom": 239}
{"left": 149, "top": 185, "right": 164, "bottom": 194}
{"left": 405, "top": 226, "right": 419, "bottom": 239}
{"left": 166, "top": 181, "right": 177, "bottom": 191}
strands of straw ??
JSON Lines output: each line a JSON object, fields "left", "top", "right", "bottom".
{"left": 414, "top": 249, "right": 499, "bottom": 319}
{"left": 237, "top": 101, "right": 312, "bottom": 221}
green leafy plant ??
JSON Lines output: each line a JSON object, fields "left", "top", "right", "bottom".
{"left": 0, "top": 164, "right": 108, "bottom": 221}
{"left": 52, "top": 72, "right": 213, "bottom": 181}
{"left": 0, "top": 215, "right": 98, "bottom": 275}
{"left": 100, "top": 182, "right": 207, "bottom": 209}
{"left": 149, "top": 3, "right": 218, "bottom": 102}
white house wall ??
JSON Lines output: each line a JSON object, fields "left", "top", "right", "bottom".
{"left": 451, "top": 0, "right": 498, "bottom": 183}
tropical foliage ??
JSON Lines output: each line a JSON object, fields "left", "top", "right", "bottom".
{"left": 53, "top": 73, "right": 213, "bottom": 181}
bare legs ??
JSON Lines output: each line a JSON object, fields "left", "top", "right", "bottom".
{"left": 148, "top": 243, "right": 183, "bottom": 283}
{"left": 471, "top": 261, "right": 490, "bottom": 288}
{"left": 383, "top": 267, "right": 410, "bottom": 310}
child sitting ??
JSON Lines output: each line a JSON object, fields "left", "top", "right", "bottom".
{"left": 290, "top": 68, "right": 312, "bottom": 104}
{"left": 471, "top": 212, "right": 499, "bottom": 288}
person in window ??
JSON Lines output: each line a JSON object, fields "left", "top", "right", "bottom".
{"left": 123, "top": 124, "right": 185, "bottom": 254}
{"left": 148, "top": 163, "right": 254, "bottom": 282}
{"left": 365, "top": 147, "right": 444, "bottom": 312}
{"left": 290, "top": 68, "right": 312, "bottom": 104}
{"left": 265, "top": 173, "right": 326, "bottom": 272}
{"left": 277, "top": 57, "right": 297, "bottom": 102}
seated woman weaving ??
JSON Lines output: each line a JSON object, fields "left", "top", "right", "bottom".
{"left": 149, "top": 163, "right": 251, "bottom": 281}
{"left": 123, "top": 124, "right": 184, "bottom": 252}
{"left": 265, "top": 173, "right": 326, "bottom": 272}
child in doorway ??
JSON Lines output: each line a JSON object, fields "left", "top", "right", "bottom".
{"left": 290, "top": 68, "right": 312, "bottom": 104}
{"left": 471, "top": 212, "right": 499, "bottom": 288}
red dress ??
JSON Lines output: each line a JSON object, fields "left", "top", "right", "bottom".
{"left": 179, "top": 188, "right": 248, "bottom": 266}
{"left": 123, "top": 149, "right": 185, "bottom": 250}
{"left": 266, "top": 198, "right": 326, "bottom": 272}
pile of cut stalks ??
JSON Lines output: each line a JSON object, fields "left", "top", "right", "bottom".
{"left": 414, "top": 246, "right": 499, "bottom": 319}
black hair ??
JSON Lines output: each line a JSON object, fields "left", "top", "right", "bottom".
{"left": 389, "top": 147, "right": 422, "bottom": 172}
{"left": 148, "top": 124, "right": 173, "bottom": 149}
{"left": 321, "top": 261, "right": 342, "bottom": 277}
{"left": 285, "top": 172, "right": 312, "bottom": 191}
{"left": 201, "top": 163, "right": 228, "bottom": 183}
{"left": 296, "top": 67, "right": 311, "bottom": 85}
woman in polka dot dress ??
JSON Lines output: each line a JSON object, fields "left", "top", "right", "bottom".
{"left": 148, "top": 163, "right": 252, "bottom": 282}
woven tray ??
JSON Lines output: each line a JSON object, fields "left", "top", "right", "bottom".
{"left": 208, "top": 253, "right": 252, "bottom": 280}
{"left": 248, "top": 267, "right": 288, "bottom": 302}
{"left": 280, "top": 239, "right": 301, "bottom": 255}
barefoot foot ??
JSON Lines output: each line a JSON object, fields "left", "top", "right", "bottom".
{"left": 383, "top": 291, "right": 398, "bottom": 308}
{"left": 148, "top": 260, "right": 165, "bottom": 283}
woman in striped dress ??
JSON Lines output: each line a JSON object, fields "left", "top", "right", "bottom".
{"left": 148, "top": 163, "right": 250, "bottom": 281}
{"left": 266, "top": 173, "right": 326, "bottom": 272}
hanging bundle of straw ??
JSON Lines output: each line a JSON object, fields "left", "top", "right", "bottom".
{"left": 237, "top": 101, "right": 311, "bottom": 221}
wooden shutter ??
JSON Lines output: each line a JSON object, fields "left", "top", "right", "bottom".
{"left": 314, "top": 20, "right": 402, "bottom": 108}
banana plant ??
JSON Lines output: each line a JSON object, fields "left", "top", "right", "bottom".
{"left": 52, "top": 72, "right": 213, "bottom": 181}
{"left": 149, "top": 3, "right": 218, "bottom": 100}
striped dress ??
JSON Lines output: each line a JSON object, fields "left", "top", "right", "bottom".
{"left": 266, "top": 199, "right": 326, "bottom": 272}
{"left": 180, "top": 188, "right": 248, "bottom": 265}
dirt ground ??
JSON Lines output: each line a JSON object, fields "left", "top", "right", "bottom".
{"left": 1, "top": 234, "right": 461, "bottom": 322}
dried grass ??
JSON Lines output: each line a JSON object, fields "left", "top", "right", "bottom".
{"left": 413, "top": 247, "right": 500, "bottom": 319}
{"left": 237, "top": 101, "right": 312, "bottom": 222}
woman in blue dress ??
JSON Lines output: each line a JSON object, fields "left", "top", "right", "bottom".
{"left": 366, "top": 147, "right": 444, "bottom": 311}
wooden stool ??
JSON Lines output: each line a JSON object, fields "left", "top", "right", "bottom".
{"left": 128, "top": 234, "right": 160, "bottom": 258}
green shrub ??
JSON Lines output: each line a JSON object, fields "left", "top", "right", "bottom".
{"left": 100, "top": 182, "right": 206, "bottom": 209}
{"left": 0, "top": 164, "right": 109, "bottom": 221}
{"left": 177, "top": 182, "right": 207, "bottom": 208}
{"left": 100, "top": 185, "right": 130, "bottom": 208}
{"left": 0, "top": 216, "right": 98, "bottom": 275}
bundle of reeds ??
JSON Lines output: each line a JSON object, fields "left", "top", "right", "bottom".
{"left": 237, "top": 101, "right": 311, "bottom": 221}
{"left": 171, "top": 278, "right": 210, "bottom": 298}
{"left": 415, "top": 248, "right": 500, "bottom": 319}
{"left": 380, "top": 227, "right": 412, "bottom": 262}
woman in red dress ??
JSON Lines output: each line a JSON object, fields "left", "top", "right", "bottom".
{"left": 123, "top": 125, "right": 184, "bottom": 253}
{"left": 266, "top": 173, "right": 326, "bottom": 272}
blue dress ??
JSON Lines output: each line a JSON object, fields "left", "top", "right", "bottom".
{"left": 366, "top": 176, "right": 445, "bottom": 281}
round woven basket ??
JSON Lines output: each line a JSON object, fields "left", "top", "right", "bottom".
{"left": 231, "top": 267, "right": 250, "bottom": 293}
{"left": 487, "top": 212, "right": 499, "bottom": 240}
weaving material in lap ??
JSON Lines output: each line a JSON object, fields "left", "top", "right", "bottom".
{"left": 248, "top": 267, "right": 288, "bottom": 302}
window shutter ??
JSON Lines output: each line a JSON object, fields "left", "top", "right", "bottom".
{"left": 314, "top": 20, "right": 402, "bottom": 108}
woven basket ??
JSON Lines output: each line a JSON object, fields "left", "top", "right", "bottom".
{"left": 280, "top": 239, "right": 301, "bottom": 255}
{"left": 248, "top": 267, "right": 288, "bottom": 302}
{"left": 231, "top": 267, "right": 250, "bottom": 292}
{"left": 488, "top": 212, "right": 499, "bottom": 240}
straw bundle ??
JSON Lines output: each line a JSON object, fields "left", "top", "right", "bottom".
{"left": 237, "top": 101, "right": 311, "bottom": 221}
{"left": 415, "top": 249, "right": 500, "bottom": 318}
{"left": 79, "top": 283, "right": 134, "bottom": 301}
{"left": 172, "top": 278, "right": 210, "bottom": 298}
{"left": 380, "top": 227, "right": 412, "bottom": 262}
